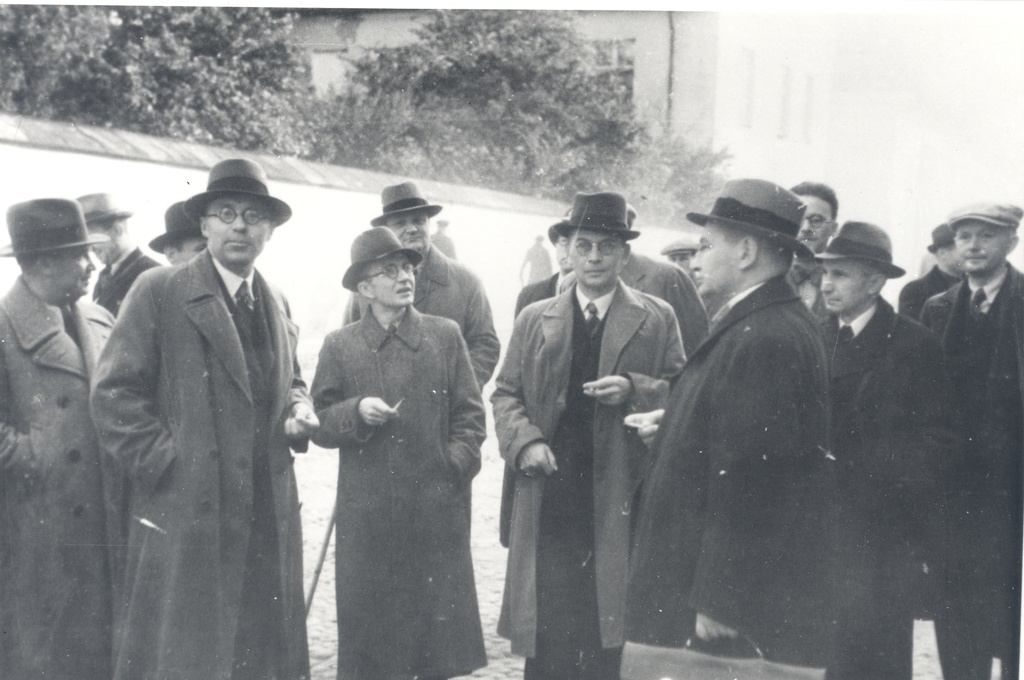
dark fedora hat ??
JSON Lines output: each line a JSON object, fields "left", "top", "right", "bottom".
{"left": 554, "top": 192, "right": 640, "bottom": 241}
{"left": 1, "top": 198, "right": 109, "bottom": 257}
{"left": 816, "top": 221, "right": 905, "bottom": 278}
{"left": 370, "top": 181, "right": 443, "bottom": 227}
{"left": 77, "top": 193, "right": 133, "bottom": 224}
{"left": 342, "top": 227, "right": 423, "bottom": 292}
{"left": 687, "top": 179, "right": 812, "bottom": 258}
{"left": 183, "top": 158, "right": 291, "bottom": 227}
{"left": 926, "top": 223, "right": 955, "bottom": 254}
{"left": 149, "top": 201, "right": 204, "bottom": 253}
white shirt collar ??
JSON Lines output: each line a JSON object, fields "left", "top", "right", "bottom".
{"left": 841, "top": 301, "right": 878, "bottom": 338}
{"left": 969, "top": 263, "right": 1008, "bottom": 314}
{"left": 210, "top": 256, "right": 255, "bottom": 299}
{"left": 575, "top": 283, "right": 616, "bottom": 320}
{"left": 724, "top": 282, "right": 765, "bottom": 312}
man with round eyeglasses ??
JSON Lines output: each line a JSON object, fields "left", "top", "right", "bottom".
{"left": 787, "top": 181, "right": 839, "bottom": 321}
{"left": 312, "top": 227, "right": 487, "bottom": 680}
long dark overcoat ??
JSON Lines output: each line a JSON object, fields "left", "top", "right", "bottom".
{"left": 491, "top": 282, "right": 685, "bottom": 657}
{"left": 897, "top": 265, "right": 959, "bottom": 322}
{"left": 0, "top": 278, "right": 114, "bottom": 680}
{"left": 92, "top": 246, "right": 160, "bottom": 316}
{"left": 626, "top": 275, "right": 837, "bottom": 667}
{"left": 311, "top": 307, "right": 487, "bottom": 679}
{"left": 91, "top": 250, "right": 312, "bottom": 680}
{"left": 345, "top": 244, "right": 500, "bottom": 388}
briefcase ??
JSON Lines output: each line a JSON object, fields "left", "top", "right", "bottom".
{"left": 621, "top": 639, "right": 826, "bottom": 680}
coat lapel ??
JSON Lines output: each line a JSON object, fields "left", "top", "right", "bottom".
{"left": 4, "top": 278, "right": 87, "bottom": 379}
{"left": 72, "top": 302, "right": 113, "bottom": 379}
{"left": 598, "top": 282, "right": 647, "bottom": 376}
{"left": 183, "top": 252, "right": 252, "bottom": 403}
{"left": 541, "top": 289, "right": 575, "bottom": 408}
{"left": 620, "top": 255, "right": 646, "bottom": 288}
{"left": 257, "top": 271, "right": 298, "bottom": 421}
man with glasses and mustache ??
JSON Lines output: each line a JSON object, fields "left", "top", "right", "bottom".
{"left": 311, "top": 227, "right": 488, "bottom": 680}
{"left": 92, "top": 159, "right": 319, "bottom": 680}
{"left": 492, "top": 192, "right": 684, "bottom": 680}
{"left": 787, "top": 181, "right": 839, "bottom": 321}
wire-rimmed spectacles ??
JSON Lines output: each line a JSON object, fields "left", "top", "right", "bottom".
{"left": 205, "top": 206, "right": 266, "bottom": 226}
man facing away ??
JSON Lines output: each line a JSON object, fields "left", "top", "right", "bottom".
{"left": 898, "top": 222, "right": 962, "bottom": 321}
{"left": 91, "top": 158, "right": 320, "bottom": 680}
{"left": 492, "top": 191, "right": 684, "bottom": 680}
{"left": 788, "top": 181, "right": 839, "bottom": 321}
{"left": 311, "top": 227, "right": 487, "bottom": 680}
{"left": 921, "top": 202, "right": 1024, "bottom": 680}
{"left": 0, "top": 199, "right": 115, "bottom": 680}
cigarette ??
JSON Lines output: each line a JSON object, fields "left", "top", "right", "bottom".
{"left": 135, "top": 517, "right": 167, "bottom": 534}
{"left": 392, "top": 398, "right": 404, "bottom": 412}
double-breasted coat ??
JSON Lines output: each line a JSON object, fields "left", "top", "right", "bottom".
{"left": 491, "top": 282, "right": 685, "bottom": 657}
{"left": 626, "top": 276, "right": 837, "bottom": 667}
{"left": 0, "top": 278, "right": 115, "bottom": 680}
{"left": 311, "top": 307, "right": 487, "bottom": 679}
{"left": 91, "top": 250, "right": 313, "bottom": 680}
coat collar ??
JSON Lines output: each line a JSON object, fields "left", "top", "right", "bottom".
{"left": 413, "top": 245, "right": 452, "bottom": 305}
{"left": 690, "top": 275, "right": 799, "bottom": 360}
{"left": 620, "top": 254, "right": 647, "bottom": 287}
{"left": 825, "top": 297, "right": 896, "bottom": 378}
{"left": 359, "top": 305, "right": 423, "bottom": 352}
{"left": 2, "top": 277, "right": 89, "bottom": 378}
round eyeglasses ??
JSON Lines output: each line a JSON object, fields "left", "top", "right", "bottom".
{"left": 365, "top": 262, "right": 416, "bottom": 281}
{"left": 574, "top": 238, "right": 623, "bottom": 257}
{"left": 205, "top": 206, "right": 266, "bottom": 226}
{"left": 802, "top": 215, "right": 836, "bottom": 229}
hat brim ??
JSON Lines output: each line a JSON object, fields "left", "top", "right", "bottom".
{"left": 553, "top": 221, "right": 640, "bottom": 242}
{"left": 0, "top": 233, "right": 109, "bottom": 257}
{"left": 370, "top": 204, "right": 442, "bottom": 228}
{"left": 184, "top": 191, "right": 292, "bottom": 227}
{"left": 149, "top": 229, "right": 205, "bottom": 253}
{"left": 949, "top": 216, "right": 1018, "bottom": 231}
{"left": 687, "top": 212, "right": 814, "bottom": 259}
{"left": 342, "top": 247, "right": 423, "bottom": 292}
{"left": 815, "top": 252, "right": 906, "bottom": 279}
{"left": 84, "top": 209, "right": 133, "bottom": 224}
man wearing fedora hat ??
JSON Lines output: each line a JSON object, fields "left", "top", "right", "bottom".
{"left": 626, "top": 179, "right": 837, "bottom": 668}
{"left": 149, "top": 201, "right": 207, "bottom": 266}
{"left": 91, "top": 158, "right": 319, "bottom": 680}
{"left": 78, "top": 192, "right": 160, "bottom": 316}
{"left": 897, "top": 222, "right": 963, "bottom": 321}
{"left": 921, "top": 202, "right": 1024, "bottom": 680}
{"left": 0, "top": 198, "right": 115, "bottom": 679}
{"left": 817, "top": 221, "right": 956, "bottom": 680}
{"left": 492, "top": 191, "right": 684, "bottom": 680}
{"left": 311, "top": 227, "right": 487, "bottom": 680}
{"left": 346, "top": 181, "right": 500, "bottom": 390}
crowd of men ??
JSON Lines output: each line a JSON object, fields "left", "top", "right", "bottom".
{"left": 0, "top": 157, "right": 1020, "bottom": 680}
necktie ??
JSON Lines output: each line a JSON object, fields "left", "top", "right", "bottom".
{"left": 970, "top": 288, "right": 987, "bottom": 318}
{"left": 837, "top": 325, "right": 854, "bottom": 344}
{"left": 235, "top": 281, "right": 255, "bottom": 313}
{"left": 585, "top": 302, "right": 600, "bottom": 338}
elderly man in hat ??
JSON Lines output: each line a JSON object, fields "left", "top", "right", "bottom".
{"left": 345, "top": 181, "right": 500, "bottom": 389}
{"left": 311, "top": 227, "right": 487, "bottom": 680}
{"left": 787, "top": 181, "right": 840, "bottom": 321}
{"left": 0, "top": 199, "right": 115, "bottom": 679}
{"left": 898, "top": 222, "right": 963, "bottom": 321}
{"left": 150, "top": 201, "right": 207, "bottom": 266}
{"left": 91, "top": 158, "right": 319, "bottom": 680}
{"left": 921, "top": 202, "right": 1024, "bottom": 680}
{"left": 660, "top": 233, "right": 700, "bottom": 276}
{"left": 78, "top": 192, "right": 160, "bottom": 316}
{"left": 492, "top": 192, "right": 684, "bottom": 680}
{"left": 625, "top": 179, "right": 836, "bottom": 669}
{"left": 817, "top": 221, "right": 956, "bottom": 680}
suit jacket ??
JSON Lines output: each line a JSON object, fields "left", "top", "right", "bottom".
{"left": 92, "top": 247, "right": 160, "bottom": 316}
{"left": 626, "top": 275, "right": 837, "bottom": 667}
{"left": 346, "top": 245, "right": 500, "bottom": 388}
{"left": 515, "top": 274, "right": 559, "bottom": 318}
{"left": 91, "top": 250, "right": 313, "bottom": 680}
{"left": 492, "top": 282, "right": 685, "bottom": 656}
{"left": 0, "top": 280, "right": 115, "bottom": 680}
{"left": 898, "top": 265, "right": 959, "bottom": 321}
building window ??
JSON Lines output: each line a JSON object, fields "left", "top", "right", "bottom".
{"left": 803, "top": 75, "right": 814, "bottom": 143}
{"left": 593, "top": 39, "right": 635, "bottom": 105}
{"left": 778, "top": 65, "right": 791, "bottom": 139}
{"left": 738, "top": 48, "right": 755, "bottom": 128}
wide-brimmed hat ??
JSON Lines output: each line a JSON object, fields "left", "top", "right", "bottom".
{"left": 687, "top": 179, "right": 812, "bottom": 258}
{"left": 946, "top": 202, "right": 1022, "bottom": 232}
{"left": 77, "top": 193, "right": 133, "bottom": 225}
{"left": 183, "top": 159, "right": 291, "bottom": 227}
{"left": 149, "top": 201, "right": 204, "bottom": 253}
{"left": 661, "top": 234, "right": 701, "bottom": 256}
{"left": 1, "top": 198, "right": 110, "bottom": 257}
{"left": 553, "top": 192, "right": 640, "bottom": 241}
{"left": 926, "top": 223, "right": 955, "bottom": 254}
{"left": 370, "top": 181, "right": 443, "bottom": 227}
{"left": 816, "top": 221, "right": 905, "bottom": 278}
{"left": 342, "top": 227, "right": 423, "bottom": 292}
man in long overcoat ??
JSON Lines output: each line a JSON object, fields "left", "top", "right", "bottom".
{"left": 817, "top": 221, "right": 957, "bottom": 680}
{"left": 492, "top": 192, "right": 685, "bottom": 679}
{"left": 898, "top": 222, "right": 962, "bottom": 321}
{"left": 626, "top": 179, "right": 837, "bottom": 668}
{"left": 0, "top": 198, "right": 115, "bottom": 679}
{"left": 312, "top": 228, "right": 487, "bottom": 680}
{"left": 921, "top": 202, "right": 1024, "bottom": 680}
{"left": 91, "top": 159, "right": 319, "bottom": 680}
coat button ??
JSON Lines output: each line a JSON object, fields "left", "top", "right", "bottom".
{"left": 56, "top": 396, "right": 70, "bottom": 408}
{"left": 72, "top": 505, "right": 84, "bottom": 517}
{"left": 68, "top": 449, "right": 81, "bottom": 462}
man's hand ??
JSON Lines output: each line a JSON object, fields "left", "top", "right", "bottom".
{"left": 582, "top": 375, "right": 632, "bottom": 405}
{"left": 695, "top": 612, "right": 739, "bottom": 641}
{"left": 357, "top": 397, "right": 398, "bottom": 427}
{"left": 284, "top": 403, "right": 320, "bottom": 439}
{"left": 516, "top": 441, "right": 558, "bottom": 477}
{"left": 624, "top": 409, "right": 663, "bottom": 447}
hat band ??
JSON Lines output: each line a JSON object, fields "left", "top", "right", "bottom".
{"left": 382, "top": 197, "right": 430, "bottom": 214}
{"left": 825, "top": 235, "right": 892, "bottom": 264}
{"left": 711, "top": 197, "right": 799, "bottom": 237}
{"left": 13, "top": 223, "right": 87, "bottom": 253}
{"left": 207, "top": 175, "right": 270, "bottom": 196}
